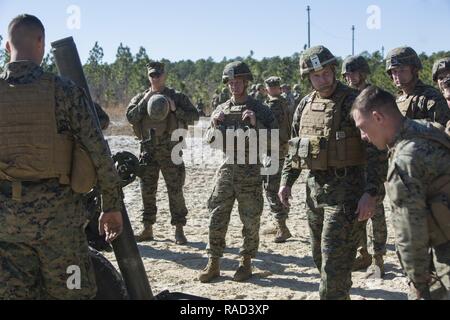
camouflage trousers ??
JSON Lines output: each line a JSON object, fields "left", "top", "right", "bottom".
{"left": 0, "top": 180, "right": 96, "bottom": 300}
{"left": 305, "top": 168, "right": 366, "bottom": 300}
{"left": 401, "top": 242, "right": 450, "bottom": 300}
{"left": 429, "top": 242, "right": 450, "bottom": 300}
{"left": 359, "top": 200, "right": 388, "bottom": 256}
{"left": 139, "top": 143, "right": 188, "bottom": 226}
{"left": 207, "top": 164, "right": 264, "bottom": 258}
{"left": 263, "top": 158, "right": 289, "bottom": 222}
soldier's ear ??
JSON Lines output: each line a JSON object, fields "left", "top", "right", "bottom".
{"left": 5, "top": 40, "right": 11, "bottom": 54}
{"left": 372, "top": 110, "right": 384, "bottom": 124}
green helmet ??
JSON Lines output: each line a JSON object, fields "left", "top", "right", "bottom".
{"left": 385, "top": 47, "right": 423, "bottom": 74}
{"left": 222, "top": 61, "right": 254, "bottom": 84}
{"left": 256, "top": 83, "right": 264, "bottom": 90}
{"left": 147, "top": 94, "right": 170, "bottom": 121}
{"left": 432, "top": 57, "right": 450, "bottom": 82}
{"left": 265, "top": 76, "right": 282, "bottom": 88}
{"left": 293, "top": 84, "right": 301, "bottom": 92}
{"left": 341, "top": 55, "right": 370, "bottom": 75}
{"left": 300, "top": 45, "right": 337, "bottom": 78}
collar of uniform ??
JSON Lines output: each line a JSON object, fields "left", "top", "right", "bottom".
{"left": 388, "top": 118, "right": 411, "bottom": 151}
{"left": 230, "top": 96, "right": 249, "bottom": 106}
{"left": 2, "top": 60, "right": 43, "bottom": 84}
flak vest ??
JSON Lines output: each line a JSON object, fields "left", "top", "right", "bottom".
{"left": 0, "top": 73, "right": 73, "bottom": 188}
{"left": 289, "top": 87, "right": 366, "bottom": 171}
{"left": 0, "top": 73, "right": 97, "bottom": 199}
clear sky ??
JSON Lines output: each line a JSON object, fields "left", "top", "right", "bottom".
{"left": 1, "top": 0, "right": 449, "bottom": 63}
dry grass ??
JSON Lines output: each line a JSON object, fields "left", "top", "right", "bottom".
{"left": 103, "top": 106, "right": 134, "bottom": 136}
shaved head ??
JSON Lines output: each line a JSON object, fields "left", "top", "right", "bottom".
{"left": 6, "top": 14, "right": 46, "bottom": 64}
{"left": 8, "top": 14, "right": 45, "bottom": 50}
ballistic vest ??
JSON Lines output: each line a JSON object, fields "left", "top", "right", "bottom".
{"left": 296, "top": 86, "right": 366, "bottom": 170}
{"left": 0, "top": 73, "right": 73, "bottom": 185}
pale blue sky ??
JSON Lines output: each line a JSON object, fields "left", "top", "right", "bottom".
{"left": 1, "top": 0, "right": 449, "bottom": 63}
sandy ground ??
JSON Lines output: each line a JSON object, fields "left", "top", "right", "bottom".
{"left": 103, "top": 117, "right": 410, "bottom": 300}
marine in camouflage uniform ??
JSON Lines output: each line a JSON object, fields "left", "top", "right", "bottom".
{"left": 210, "top": 89, "right": 220, "bottom": 112}
{"left": 84, "top": 102, "right": 114, "bottom": 252}
{"left": 199, "top": 61, "right": 277, "bottom": 283}
{"left": 432, "top": 57, "right": 450, "bottom": 115}
{"left": 342, "top": 55, "right": 388, "bottom": 276}
{"left": 293, "top": 84, "right": 303, "bottom": 109}
{"left": 386, "top": 47, "right": 450, "bottom": 127}
{"left": 263, "top": 76, "right": 293, "bottom": 243}
{"left": 279, "top": 46, "right": 385, "bottom": 300}
{"left": 0, "top": 15, "right": 122, "bottom": 299}
{"left": 254, "top": 83, "right": 267, "bottom": 103}
{"left": 126, "top": 62, "right": 199, "bottom": 244}
{"left": 281, "top": 84, "right": 296, "bottom": 116}
{"left": 351, "top": 86, "right": 450, "bottom": 300}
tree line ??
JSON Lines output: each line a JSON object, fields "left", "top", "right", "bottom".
{"left": 1, "top": 36, "right": 449, "bottom": 109}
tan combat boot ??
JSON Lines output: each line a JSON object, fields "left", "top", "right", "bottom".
{"left": 366, "top": 254, "right": 385, "bottom": 279}
{"left": 135, "top": 224, "right": 154, "bottom": 242}
{"left": 175, "top": 224, "right": 187, "bottom": 245}
{"left": 352, "top": 248, "right": 372, "bottom": 271}
{"left": 198, "top": 257, "right": 220, "bottom": 283}
{"left": 274, "top": 220, "right": 292, "bottom": 243}
{"left": 233, "top": 255, "right": 252, "bottom": 282}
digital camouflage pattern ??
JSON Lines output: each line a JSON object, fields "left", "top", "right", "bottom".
{"left": 396, "top": 80, "right": 450, "bottom": 127}
{"left": 293, "top": 85, "right": 303, "bottom": 111}
{"left": 126, "top": 86, "right": 199, "bottom": 227}
{"left": 385, "top": 119, "right": 450, "bottom": 299}
{"left": 93, "top": 102, "right": 110, "bottom": 131}
{"left": 0, "top": 61, "right": 122, "bottom": 299}
{"left": 281, "top": 81, "right": 386, "bottom": 300}
{"left": 264, "top": 94, "right": 291, "bottom": 223}
{"left": 205, "top": 97, "right": 277, "bottom": 258}
{"left": 85, "top": 102, "right": 111, "bottom": 251}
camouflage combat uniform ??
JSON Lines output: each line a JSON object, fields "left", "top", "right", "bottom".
{"left": 84, "top": 103, "right": 112, "bottom": 251}
{"left": 385, "top": 47, "right": 450, "bottom": 127}
{"left": 281, "top": 82, "right": 385, "bottom": 300}
{"left": 263, "top": 83, "right": 292, "bottom": 225}
{"left": 206, "top": 97, "right": 277, "bottom": 259}
{"left": 396, "top": 80, "right": 450, "bottom": 127}
{"left": 0, "top": 61, "right": 122, "bottom": 299}
{"left": 126, "top": 87, "right": 198, "bottom": 227}
{"left": 385, "top": 119, "right": 450, "bottom": 299}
